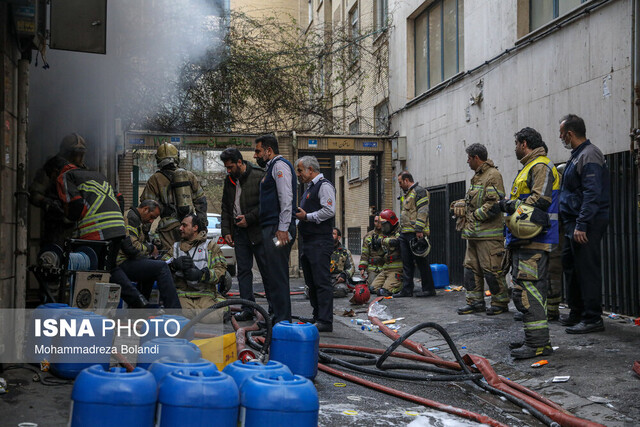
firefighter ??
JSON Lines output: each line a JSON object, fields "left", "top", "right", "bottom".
{"left": 113, "top": 199, "right": 181, "bottom": 309}
{"left": 498, "top": 127, "right": 559, "bottom": 359}
{"left": 330, "top": 227, "right": 355, "bottom": 298}
{"left": 29, "top": 133, "right": 87, "bottom": 246}
{"left": 141, "top": 142, "right": 207, "bottom": 251}
{"left": 165, "top": 213, "right": 228, "bottom": 323}
{"left": 359, "top": 215, "right": 385, "bottom": 286}
{"left": 370, "top": 209, "right": 404, "bottom": 296}
{"left": 453, "top": 143, "right": 509, "bottom": 316}
{"left": 56, "top": 160, "right": 126, "bottom": 268}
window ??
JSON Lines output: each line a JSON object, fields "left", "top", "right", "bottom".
{"left": 349, "top": 3, "right": 359, "bottom": 63}
{"left": 374, "top": 100, "right": 389, "bottom": 134}
{"left": 349, "top": 155, "right": 360, "bottom": 180}
{"left": 375, "top": 0, "right": 388, "bottom": 31}
{"left": 530, "top": 0, "right": 587, "bottom": 31}
{"left": 414, "top": 0, "right": 464, "bottom": 95}
{"left": 349, "top": 119, "right": 360, "bottom": 135}
{"left": 308, "top": 0, "right": 313, "bottom": 25}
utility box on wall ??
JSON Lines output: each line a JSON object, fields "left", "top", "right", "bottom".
{"left": 50, "top": 0, "right": 107, "bottom": 54}
{"left": 392, "top": 136, "right": 407, "bottom": 161}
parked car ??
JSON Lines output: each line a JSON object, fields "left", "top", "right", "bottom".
{"left": 207, "top": 213, "right": 236, "bottom": 276}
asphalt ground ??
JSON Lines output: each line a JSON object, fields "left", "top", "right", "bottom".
{"left": 1, "top": 275, "right": 639, "bottom": 426}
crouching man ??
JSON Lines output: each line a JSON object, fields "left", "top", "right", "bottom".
{"left": 165, "top": 213, "right": 228, "bottom": 322}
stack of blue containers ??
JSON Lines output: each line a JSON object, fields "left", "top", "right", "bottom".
{"left": 69, "top": 320, "right": 321, "bottom": 426}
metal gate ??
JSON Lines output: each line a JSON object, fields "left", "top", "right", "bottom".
{"left": 601, "top": 151, "right": 639, "bottom": 316}
{"left": 427, "top": 181, "right": 466, "bottom": 285}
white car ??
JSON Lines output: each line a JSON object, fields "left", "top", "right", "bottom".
{"left": 207, "top": 213, "right": 237, "bottom": 276}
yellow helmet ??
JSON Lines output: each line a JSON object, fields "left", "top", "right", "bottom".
{"left": 506, "top": 204, "right": 543, "bottom": 239}
{"left": 155, "top": 142, "right": 179, "bottom": 168}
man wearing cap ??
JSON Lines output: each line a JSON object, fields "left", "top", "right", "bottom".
{"left": 29, "top": 133, "right": 87, "bottom": 246}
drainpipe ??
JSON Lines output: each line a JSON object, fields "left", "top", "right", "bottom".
{"left": 634, "top": 0, "right": 640, "bottom": 271}
{"left": 14, "top": 57, "right": 30, "bottom": 358}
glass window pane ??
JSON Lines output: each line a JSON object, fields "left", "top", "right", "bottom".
{"left": 458, "top": 0, "right": 464, "bottom": 71}
{"left": 428, "top": 3, "right": 442, "bottom": 87}
{"left": 558, "top": 0, "right": 583, "bottom": 15}
{"left": 415, "top": 11, "right": 428, "bottom": 95}
{"left": 443, "top": 0, "right": 457, "bottom": 79}
{"left": 530, "top": 0, "right": 554, "bottom": 31}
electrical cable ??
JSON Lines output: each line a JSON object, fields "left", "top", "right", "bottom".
{"left": 2, "top": 364, "right": 72, "bottom": 386}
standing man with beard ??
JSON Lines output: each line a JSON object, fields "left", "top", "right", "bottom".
{"left": 498, "top": 127, "right": 559, "bottom": 359}
{"left": 254, "top": 135, "right": 297, "bottom": 325}
{"left": 220, "top": 147, "right": 268, "bottom": 322}
{"left": 295, "top": 156, "right": 336, "bottom": 332}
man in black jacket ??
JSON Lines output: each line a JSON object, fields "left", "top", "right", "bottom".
{"left": 220, "top": 148, "right": 269, "bottom": 321}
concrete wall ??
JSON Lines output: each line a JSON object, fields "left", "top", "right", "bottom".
{"left": 389, "top": 0, "right": 632, "bottom": 198}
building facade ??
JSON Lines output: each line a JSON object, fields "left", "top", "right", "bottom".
{"left": 388, "top": 0, "right": 639, "bottom": 314}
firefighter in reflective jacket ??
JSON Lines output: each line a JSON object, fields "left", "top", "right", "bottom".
{"left": 57, "top": 161, "right": 126, "bottom": 269}
{"left": 165, "top": 213, "right": 228, "bottom": 323}
{"left": 453, "top": 143, "right": 509, "bottom": 316}
{"left": 141, "top": 142, "right": 207, "bottom": 251}
{"left": 359, "top": 215, "right": 385, "bottom": 286}
{"left": 330, "top": 227, "right": 355, "bottom": 298}
{"left": 370, "top": 209, "right": 404, "bottom": 296}
{"left": 497, "top": 127, "right": 559, "bottom": 360}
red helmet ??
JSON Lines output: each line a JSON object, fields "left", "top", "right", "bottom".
{"left": 350, "top": 283, "right": 371, "bottom": 305}
{"left": 379, "top": 209, "right": 399, "bottom": 226}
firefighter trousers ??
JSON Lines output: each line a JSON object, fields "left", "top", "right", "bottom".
{"left": 511, "top": 249, "right": 550, "bottom": 348}
{"left": 462, "top": 239, "right": 509, "bottom": 308}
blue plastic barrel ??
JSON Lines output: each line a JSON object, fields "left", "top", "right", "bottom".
{"left": 50, "top": 310, "right": 114, "bottom": 379}
{"left": 138, "top": 315, "right": 194, "bottom": 345}
{"left": 136, "top": 338, "right": 201, "bottom": 369}
{"left": 430, "top": 264, "right": 449, "bottom": 289}
{"left": 70, "top": 365, "right": 157, "bottom": 427}
{"left": 240, "top": 373, "right": 319, "bottom": 427}
{"left": 269, "top": 321, "right": 319, "bottom": 379}
{"left": 157, "top": 370, "right": 239, "bottom": 427}
{"left": 222, "top": 360, "right": 292, "bottom": 389}
{"left": 148, "top": 356, "right": 218, "bottom": 386}
{"left": 27, "top": 304, "right": 79, "bottom": 364}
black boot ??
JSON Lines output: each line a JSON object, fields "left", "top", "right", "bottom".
{"left": 510, "top": 344, "right": 553, "bottom": 359}
{"left": 457, "top": 301, "right": 486, "bottom": 315}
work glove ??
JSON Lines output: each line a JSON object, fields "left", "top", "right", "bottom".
{"left": 450, "top": 199, "right": 466, "bottom": 218}
{"left": 171, "top": 255, "right": 194, "bottom": 271}
{"left": 370, "top": 235, "right": 382, "bottom": 251}
{"left": 185, "top": 267, "right": 209, "bottom": 282}
{"left": 498, "top": 199, "right": 517, "bottom": 215}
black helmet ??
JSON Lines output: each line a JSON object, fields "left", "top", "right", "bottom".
{"left": 410, "top": 237, "right": 431, "bottom": 257}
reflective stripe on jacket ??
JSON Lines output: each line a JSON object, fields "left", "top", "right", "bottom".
{"left": 505, "top": 154, "right": 560, "bottom": 250}
{"left": 400, "top": 183, "right": 430, "bottom": 234}
{"left": 462, "top": 160, "right": 506, "bottom": 240}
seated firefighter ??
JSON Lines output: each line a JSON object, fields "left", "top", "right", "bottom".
{"left": 165, "top": 213, "right": 229, "bottom": 322}
{"left": 330, "top": 227, "right": 355, "bottom": 298}
{"left": 359, "top": 214, "right": 385, "bottom": 286}
{"left": 370, "top": 209, "right": 404, "bottom": 296}
{"left": 111, "top": 199, "right": 181, "bottom": 309}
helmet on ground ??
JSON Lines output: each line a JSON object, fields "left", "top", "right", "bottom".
{"left": 379, "top": 209, "right": 399, "bottom": 226}
{"left": 410, "top": 237, "right": 431, "bottom": 257}
{"left": 350, "top": 283, "right": 370, "bottom": 305}
{"left": 217, "top": 271, "right": 232, "bottom": 295}
{"left": 156, "top": 142, "right": 179, "bottom": 168}
{"left": 506, "top": 204, "right": 545, "bottom": 239}
{"left": 333, "top": 282, "right": 348, "bottom": 298}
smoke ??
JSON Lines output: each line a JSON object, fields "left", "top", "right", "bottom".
{"left": 28, "top": 0, "right": 225, "bottom": 179}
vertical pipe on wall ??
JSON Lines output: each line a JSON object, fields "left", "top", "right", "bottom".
{"left": 14, "top": 57, "right": 30, "bottom": 358}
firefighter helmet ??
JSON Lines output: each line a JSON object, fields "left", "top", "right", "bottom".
{"left": 410, "top": 237, "right": 431, "bottom": 257}
{"left": 59, "top": 133, "right": 86, "bottom": 155}
{"left": 350, "top": 283, "right": 370, "bottom": 305}
{"left": 506, "top": 204, "right": 545, "bottom": 240}
{"left": 156, "top": 142, "right": 179, "bottom": 168}
{"left": 379, "top": 209, "right": 399, "bottom": 226}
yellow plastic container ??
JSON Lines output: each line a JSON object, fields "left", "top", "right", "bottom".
{"left": 191, "top": 332, "right": 237, "bottom": 370}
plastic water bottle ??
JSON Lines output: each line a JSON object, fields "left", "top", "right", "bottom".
{"left": 273, "top": 232, "right": 293, "bottom": 248}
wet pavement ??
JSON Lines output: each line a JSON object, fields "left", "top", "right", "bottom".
{"left": 1, "top": 276, "right": 639, "bottom": 426}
